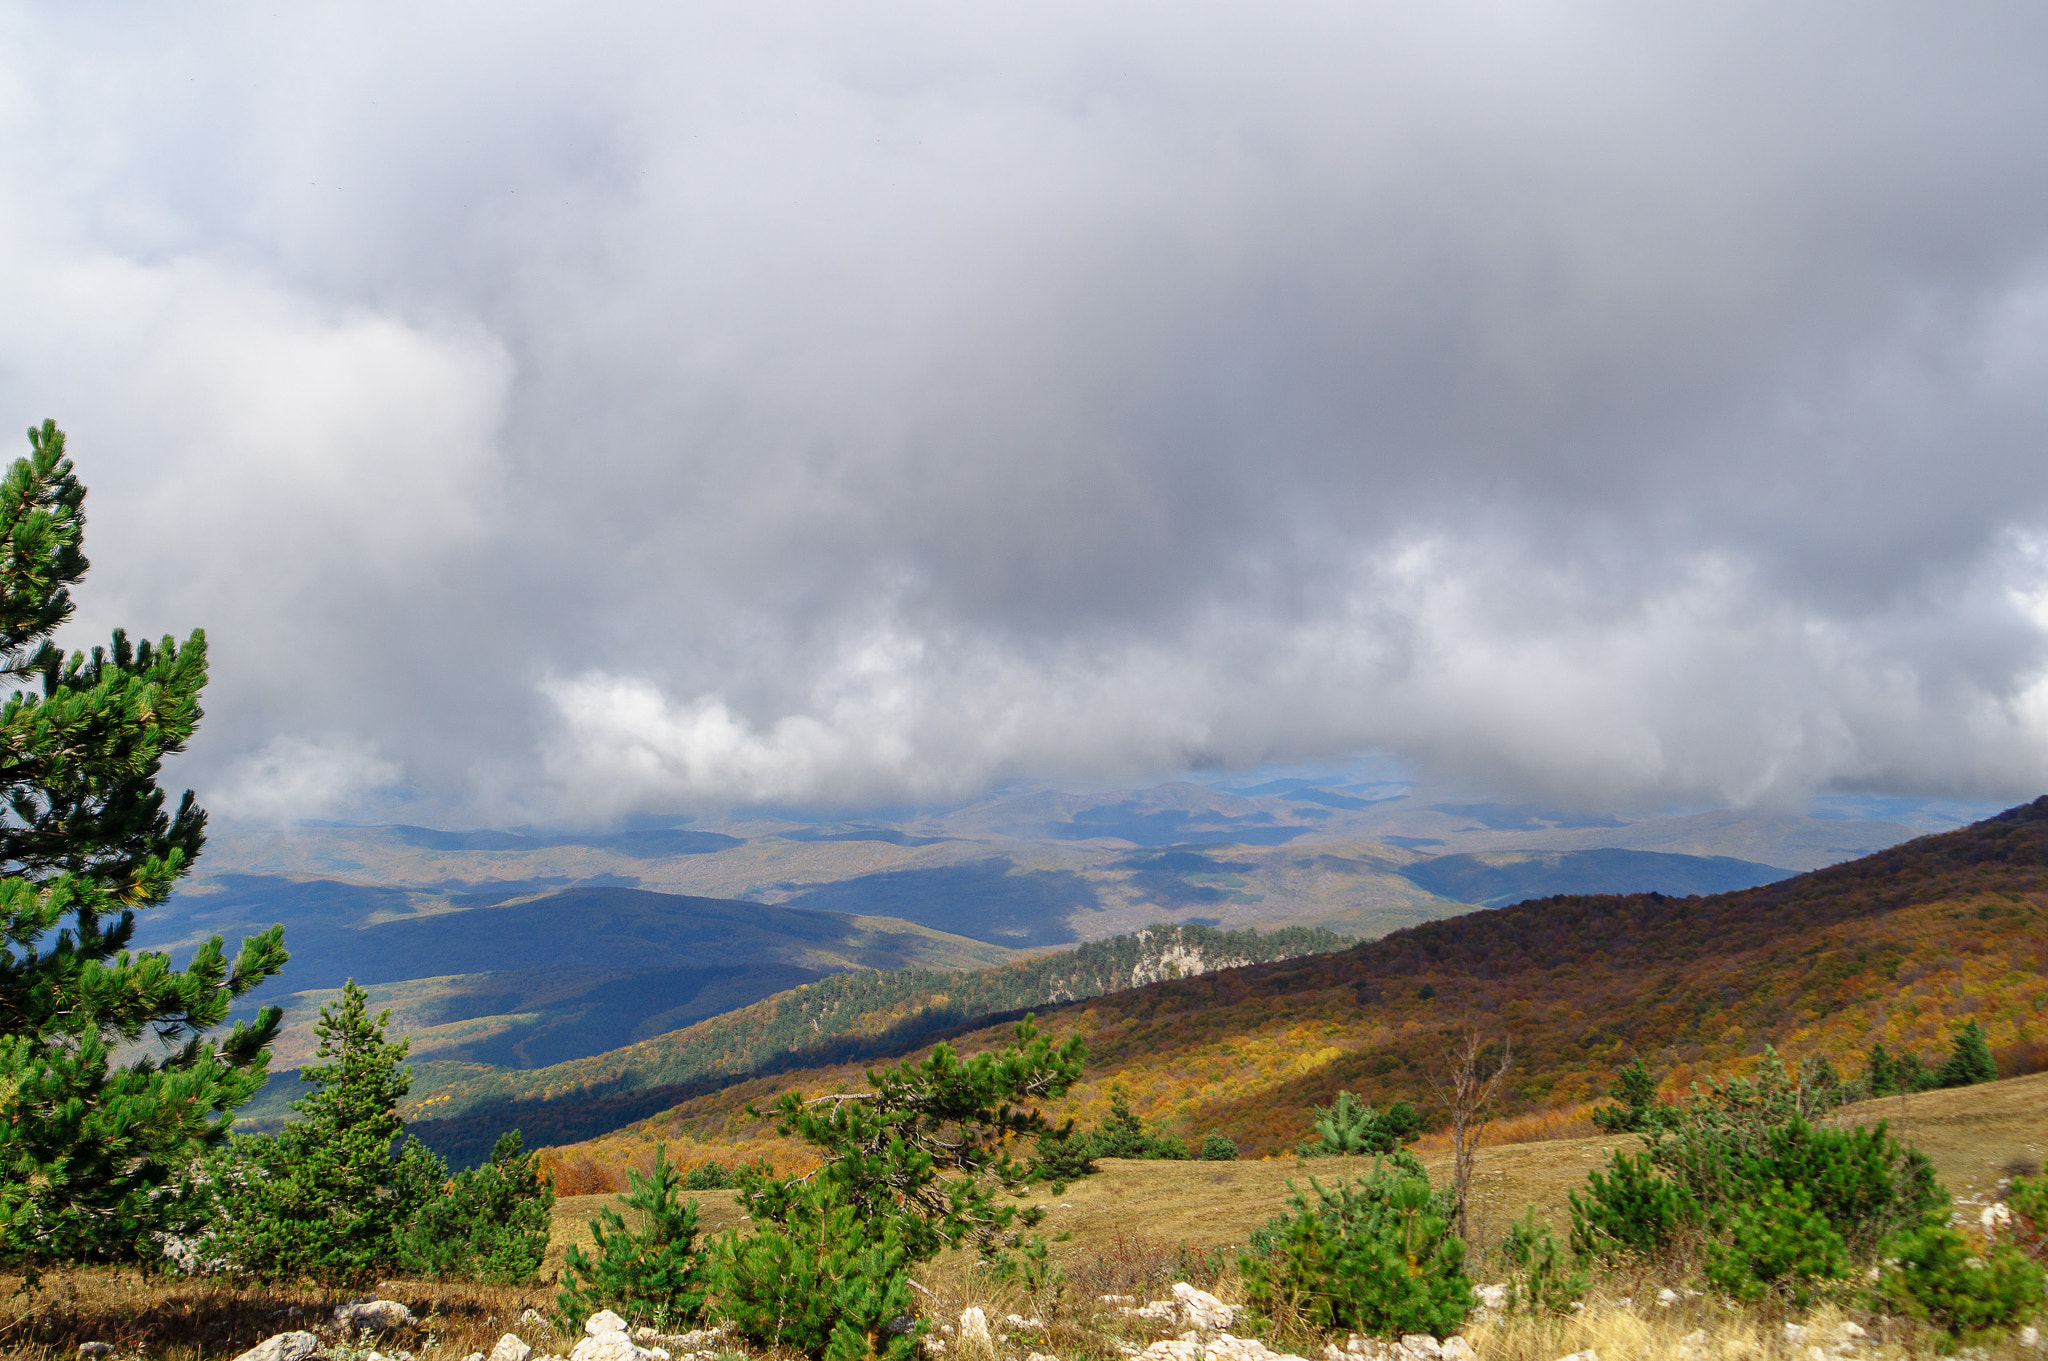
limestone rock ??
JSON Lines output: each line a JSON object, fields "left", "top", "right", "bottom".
{"left": 335, "top": 1300, "right": 416, "bottom": 1332}
{"left": 586, "top": 1312, "right": 630, "bottom": 1338}
{"left": 1440, "top": 1339, "right": 1477, "bottom": 1361}
{"left": 1656, "top": 1289, "right": 1680, "bottom": 1307}
{"left": 2020, "top": 1325, "right": 2040, "bottom": 1349}
{"left": 1782, "top": 1325, "right": 1807, "bottom": 1346}
{"left": 960, "top": 1307, "right": 995, "bottom": 1357}
{"left": 1475, "top": 1284, "right": 1507, "bottom": 1311}
{"left": 567, "top": 1336, "right": 640, "bottom": 1361}
{"left": 1173, "top": 1284, "right": 1239, "bottom": 1332}
{"left": 1398, "top": 1336, "right": 1439, "bottom": 1361}
{"left": 1831, "top": 1323, "right": 1866, "bottom": 1343}
{"left": 462, "top": 1353, "right": 486, "bottom": 1361}
{"left": 491, "top": 1334, "right": 536, "bottom": 1361}
{"left": 232, "top": 1334, "right": 321, "bottom": 1361}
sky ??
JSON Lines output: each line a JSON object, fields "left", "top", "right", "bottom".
{"left": 5, "top": 3, "right": 2048, "bottom": 827}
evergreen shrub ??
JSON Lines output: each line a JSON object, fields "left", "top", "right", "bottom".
{"left": 401, "top": 1130, "right": 554, "bottom": 1284}
{"left": 1241, "top": 1152, "right": 1473, "bottom": 1339}
{"left": 1876, "top": 1223, "right": 2044, "bottom": 1342}
{"left": 1198, "top": 1132, "right": 1239, "bottom": 1161}
{"left": 556, "top": 1144, "right": 709, "bottom": 1330}
{"left": 1701, "top": 1180, "right": 1847, "bottom": 1305}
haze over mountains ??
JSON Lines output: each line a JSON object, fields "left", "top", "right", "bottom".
{"left": 134, "top": 777, "right": 1967, "bottom": 1099}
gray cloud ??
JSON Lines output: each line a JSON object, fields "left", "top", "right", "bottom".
{"left": 4, "top": 2, "right": 2048, "bottom": 821}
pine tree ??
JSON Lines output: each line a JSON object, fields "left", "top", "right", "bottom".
{"left": 403, "top": 1129, "right": 555, "bottom": 1284}
{"left": 0, "top": 421, "right": 287, "bottom": 1272}
{"left": 1935, "top": 1020, "right": 1997, "bottom": 1089}
{"left": 209, "top": 980, "right": 441, "bottom": 1285}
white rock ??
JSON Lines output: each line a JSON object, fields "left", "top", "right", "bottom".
{"left": 1324, "top": 1347, "right": 1347, "bottom": 1361}
{"left": 1657, "top": 1289, "right": 1680, "bottom": 1307}
{"left": 1440, "top": 1339, "right": 1476, "bottom": 1361}
{"left": 1006, "top": 1314, "right": 1047, "bottom": 1330}
{"left": 1027, "top": 1354, "right": 1061, "bottom": 1361}
{"left": 570, "top": 1337, "right": 642, "bottom": 1361}
{"left": 960, "top": 1307, "right": 995, "bottom": 1356}
{"left": 1399, "top": 1337, "right": 1441, "bottom": 1361}
{"left": 462, "top": 1353, "right": 486, "bottom": 1361}
{"left": 586, "top": 1312, "right": 630, "bottom": 1339}
{"left": 1782, "top": 1325, "right": 1808, "bottom": 1345}
{"left": 1982, "top": 1203, "right": 2014, "bottom": 1231}
{"left": 1101, "top": 1295, "right": 1138, "bottom": 1306}
{"left": 492, "top": 1336, "right": 535, "bottom": 1361}
{"left": 1832, "top": 1322, "right": 1866, "bottom": 1342}
{"left": 928, "top": 1340, "right": 948, "bottom": 1354}
{"left": 1174, "top": 1284, "right": 1241, "bottom": 1332}
{"left": 1680, "top": 1332, "right": 1708, "bottom": 1347}
{"left": 1476, "top": 1284, "right": 1508, "bottom": 1311}
{"left": 232, "top": 1333, "right": 321, "bottom": 1361}
{"left": 1140, "top": 1341, "right": 1201, "bottom": 1361}
{"left": 2019, "top": 1325, "right": 2039, "bottom": 1349}
{"left": 1127, "top": 1301, "right": 1181, "bottom": 1323}
{"left": 336, "top": 1301, "right": 416, "bottom": 1332}
{"left": 1805, "top": 1348, "right": 1827, "bottom": 1361}
{"left": 77, "top": 1346, "right": 114, "bottom": 1361}
{"left": 523, "top": 1310, "right": 553, "bottom": 1330}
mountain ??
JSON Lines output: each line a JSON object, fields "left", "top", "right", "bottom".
{"left": 391, "top": 922, "right": 1350, "bottom": 1165}
{"left": 144, "top": 883, "right": 1016, "bottom": 1080}
{"left": 1399, "top": 848, "right": 1791, "bottom": 906}
{"left": 535, "top": 797, "right": 2048, "bottom": 1181}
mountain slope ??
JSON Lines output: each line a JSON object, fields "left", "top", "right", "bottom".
{"left": 544, "top": 796, "right": 2048, "bottom": 1178}
{"left": 397, "top": 922, "right": 1349, "bottom": 1164}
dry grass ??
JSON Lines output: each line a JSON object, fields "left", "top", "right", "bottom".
{"left": 11, "top": 1074, "right": 2046, "bottom": 1360}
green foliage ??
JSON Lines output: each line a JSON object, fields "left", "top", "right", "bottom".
{"left": 710, "top": 1177, "right": 920, "bottom": 1361}
{"left": 1501, "top": 1207, "right": 1586, "bottom": 1314}
{"left": 207, "top": 981, "right": 436, "bottom": 1285}
{"left": 1568, "top": 1150, "right": 1697, "bottom": 1261}
{"left": 2007, "top": 1174, "right": 2048, "bottom": 1262}
{"left": 401, "top": 1130, "right": 554, "bottom": 1284}
{"left": 557, "top": 1145, "right": 708, "bottom": 1330}
{"left": 1090, "top": 1087, "right": 1190, "bottom": 1161}
{"left": 1198, "top": 1132, "right": 1239, "bottom": 1161}
{"left": 1303, "top": 1091, "right": 1416, "bottom": 1157}
{"left": 713, "top": 1017, "right": 1082, "bottom": 1359}
{"left": 1701, "top": 1180, "right": 1848, "bottom": 1305}
{"left": 1241, "top": 1153, "right": 1474, "bottom": 1340}
{"left": 684, "top": 1159, "right": 737, "bottom": 1191}
{"left": 0, "top": 422, "right": 286, "bottom": 1272}
{"left": 1876, "top": 1223, "right": 2044, "bottom": 1341}
{"left": 1590, "top": 1059, "right": 1678, "bottom": 1134}
{"left": 1033, "top": 1127, "right": 1098, "bottom": 1188}
{"left": 1934, "top": 1019, "right": 1998, "bottom": 1089}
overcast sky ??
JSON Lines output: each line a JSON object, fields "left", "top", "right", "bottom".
{"left": 5, "top": 3, "right": 2048, "bottom": 825}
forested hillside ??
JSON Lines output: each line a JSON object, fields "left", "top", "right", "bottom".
{"left": 401, "top": 922, "right": 1347, "bottom": 1164}
{"left": 540, "top": 797, "right": 2048, "bottom": 1184}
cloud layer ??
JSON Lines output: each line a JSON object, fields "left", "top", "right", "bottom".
{"left": 5, "top": 3, "right": 2048, "bottom": 821}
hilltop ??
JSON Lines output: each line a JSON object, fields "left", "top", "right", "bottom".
{"left": 537, "top": 796, "right": 2048, "bottom": 1180}
{"left": 396, "top": 921, "right": 1349, "bottom": 1165}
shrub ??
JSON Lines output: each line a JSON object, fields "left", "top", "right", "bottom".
{"left": 1090, "top": 1088, "right": 1190, "bottom": 1160}
{"left": 556, "top": 1145, "right": 709, "bottom": 1331}
{"left": 710, "top": 1178, "right": 921, "bottom": 1361}
{"left": 2006, "top": 1174, "right": 2048, "bottom": 1263}
{"left": 684, "top": 1160, "right": 736, "bottom": 1191}
{"left": 1589, "top": 1060, "right": 1677, "bottom": 1134}
{"left": 1934, "top": 1020, "right": 1998, "bottom": 1089}
{"left": 1568, "top": 1150, "right": 1696, "bottom": 1261}
{"left": 1241, "top": 1153, "right": 1473, "bottom": 1339}
{"left": 1198, "top": 1132, "right": 1239, "bottom": 1161}
{"left": 400, "top": 1129, "right": 554, "bottom": 1284}
{"left": 1034, "top": 1127, "right": 1098, "bottom": 1188}
{"left": 1876, "top": 1223, "right": 2044, "bottom": 1341}
{"left": 1305, "top": 1091, "right": 1413, "bottom": 1156}
{"left": 1701, "top": 1180, "right": 1848, "bottom": 1305}
{"left": 1500, "top": 1207, "right": 1585, "bottom": 1314}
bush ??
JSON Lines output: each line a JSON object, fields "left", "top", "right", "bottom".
{"left": 1304, "top": 1091, "right": 1416, "bottom": 1156}
{"left": 1198, "top": 1132, "right": 1239, "bottom": 1161}
{"left": 1090, "top": 1089, "right": 1190, "bottom": 1160}
{"left": 556, "top": 1145, "right": 709, "bottom": 1331}
{"left": 684, "top": 1160, "right": 736, "bottom": 1191}
{"left": 1241, "top": 1153, "right": 1473, "bottom": 1339}
{"left": 2007, "top": 1174, "right": 2048, "bottom": 1262}
{"left": 400, "top": 1130, "right": 554, "bottom": 1284}
{"left": 1701, "top": 1180, "right": 1848, "bottom": 1305}
{"left": 1568, "top": 1150, "right": 1696, "bottom": 1261}
{"left": 1500, "top": 1207, "right": 1585, "bottom": 1314}
{"left": 1589, "top": 1060, "right": 1678, "bottom": 1134}
{"left": 1034, "top": 1127, "right": 1098, "bottom": 1187}
{"left": 1877, "top": 1223, "right": 2044, "bottom": 1341}
{"left": 711, "top": 1178, "right": 921, "bottom": 1361}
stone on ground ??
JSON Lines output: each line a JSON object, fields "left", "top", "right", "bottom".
{"left": 491, "top": 1334, "right": 535, "bottom": 1361}
{"left": 231, "top": 1334, "right": 320, "bottom": 1361}
{"left": 335, "top": 1300, "right": 416, "bottom": 1332}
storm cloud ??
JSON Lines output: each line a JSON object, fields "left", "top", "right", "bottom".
{"left": 4, "top": 3, "right": 2048, "bottom": 821}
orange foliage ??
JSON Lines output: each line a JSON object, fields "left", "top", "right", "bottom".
{"left": 536, "top": 798, "right": 2048, "bottom": 1174}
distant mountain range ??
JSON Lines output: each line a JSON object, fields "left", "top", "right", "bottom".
{"left": 138, "top": 780, "right": 1942, "bottom": 1141}
{"left": 539, "top": 796, "right": 2048, "bottom": 1180}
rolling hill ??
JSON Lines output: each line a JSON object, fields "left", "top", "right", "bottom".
{"left": 532, "top": 796, "right": 2048, "bottom": 1184}
{"left": 391, "top": 922, "right": 1350, "bottom": 1165}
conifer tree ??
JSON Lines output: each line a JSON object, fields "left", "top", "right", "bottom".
{"left": 209, "top": 980, "right": 442, "bottom": 1285}
{"left": 1935, "top": 1019, "right": 1997, "bottom": 1089}
{"left": 0, "top": 421, "right": 286, "bottom": 1271}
